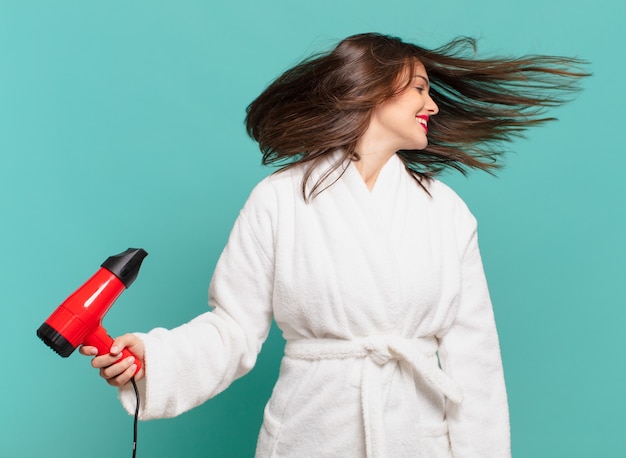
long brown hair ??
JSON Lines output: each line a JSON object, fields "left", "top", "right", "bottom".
{"left": 245, "top": 33, "right": 588, "bottom": 198}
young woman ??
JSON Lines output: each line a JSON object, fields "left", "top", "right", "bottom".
{"left": 81, "top": 33, "right": 587, "bottom": 457}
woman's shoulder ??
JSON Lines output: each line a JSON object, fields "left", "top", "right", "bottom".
{"left": 423, "top": 177, "right": 477, "bottom": 227}
{"left": 241, "top": 166, "right": 302, "bottom": 215}
{"left": 424, "top": 178, "right": 467, "bottom": 206}
{"left": 249, "top": 167, "right": 300, "bottom": 198}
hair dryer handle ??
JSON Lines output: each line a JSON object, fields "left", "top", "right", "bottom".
{"left": 83, "top": 326, "right": 142, "bottom": 376}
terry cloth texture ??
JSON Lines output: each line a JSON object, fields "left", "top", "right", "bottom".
{"left": 119, "top": 152, "right": 510, "bottom": 457}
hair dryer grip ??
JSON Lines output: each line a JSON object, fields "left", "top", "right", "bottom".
{"left": 83, "top": 325, "right": 142, "bottom": 376}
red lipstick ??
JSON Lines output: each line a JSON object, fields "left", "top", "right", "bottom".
{"left": 416, "top": 115, "right": 429, "bottom": 133}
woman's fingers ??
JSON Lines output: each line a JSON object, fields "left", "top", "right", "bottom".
{"left": 79, "top": 345, "right": 98, "bottom": 356}
{"left": 90, "top": 351, "right": 124, "bottom": 369}
{"left": 100, "top": 355, "right": 139, "bottom": 386}
{"left": 79, "top": 333, "right": 146, "bottom": 386}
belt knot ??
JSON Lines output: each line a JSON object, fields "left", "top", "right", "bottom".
{"left": 363, "top": 336, "right": 394, "bottom": 365}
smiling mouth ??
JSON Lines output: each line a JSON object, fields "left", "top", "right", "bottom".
{"left": 416, "top": 115, "right": 429, "bottom": 133}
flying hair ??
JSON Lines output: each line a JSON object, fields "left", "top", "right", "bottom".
{"left": 245, "top": 33, "right": 590, "bottom": 199}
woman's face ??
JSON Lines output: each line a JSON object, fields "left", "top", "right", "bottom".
{"left": 366, "top": 63, "right": 439, "bottom": 152}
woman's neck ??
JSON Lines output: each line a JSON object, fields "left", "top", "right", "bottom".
{"left": 353, "top": 134, "right": 397, "bottom": 190}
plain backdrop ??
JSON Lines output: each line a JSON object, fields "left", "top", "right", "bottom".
{"left": 1, "top": 0, "right": 624, "bottom": 456}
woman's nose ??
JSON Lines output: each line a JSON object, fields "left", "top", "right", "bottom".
{"left": 427, "top": 95, "right": 439, "bottom": 115}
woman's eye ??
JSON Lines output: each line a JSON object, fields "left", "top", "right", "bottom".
{"left": 415, "top": 87, "right": 424, "bottom": 93}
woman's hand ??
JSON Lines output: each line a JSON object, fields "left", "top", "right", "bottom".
{"left": 79, "top": 333, "right": 146, "bottom": 387}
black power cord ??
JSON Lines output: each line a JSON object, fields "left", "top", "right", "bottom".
{"left": 131, "top": 377, "right": 140, "bottom": 458}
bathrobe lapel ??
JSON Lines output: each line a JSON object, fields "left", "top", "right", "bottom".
{"left": 314, "top": 154, "right": 413, "bottom": 331}
{"left": 337, "top": 155, "right": 448, "bottom": 335}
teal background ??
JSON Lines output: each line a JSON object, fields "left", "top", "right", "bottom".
{"left": 1, "top": 0, "right": 623, "bottom": 456}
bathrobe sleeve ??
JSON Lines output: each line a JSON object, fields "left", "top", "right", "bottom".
{"left": 438, "top": 203, "right": 511, "bottom": 457}
{"left": 118, "top": 183, "right": 276, "bottom": 419}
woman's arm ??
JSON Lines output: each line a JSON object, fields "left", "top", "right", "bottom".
{"left": 86, "top": 183, "right": 278, "bottom": 420}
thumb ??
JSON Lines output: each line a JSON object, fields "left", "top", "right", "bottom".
{"left": 109, "top": 333, "right": 141, "bottom": 356}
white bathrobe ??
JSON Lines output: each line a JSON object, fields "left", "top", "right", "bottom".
{"left": 119, "top": 152, "right": 510, "bottom": 457}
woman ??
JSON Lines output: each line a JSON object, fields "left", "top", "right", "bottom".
{"left": 81, "top": 33, "right": 587, "bottom": 457}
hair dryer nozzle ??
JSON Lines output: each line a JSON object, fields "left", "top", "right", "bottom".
{"left": 37, "top": 322, "right": 76, "bottom": 357}
{"left": 101, "top": 248, "right": 148, "bottom": 288}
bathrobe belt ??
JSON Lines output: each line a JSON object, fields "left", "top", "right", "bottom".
{"left": 284, "top": 336, "right": 463, "bottom": 458}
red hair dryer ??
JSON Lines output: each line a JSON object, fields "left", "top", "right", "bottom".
{"left": 37, "top": 248, "right": 148, "bottom": 374}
